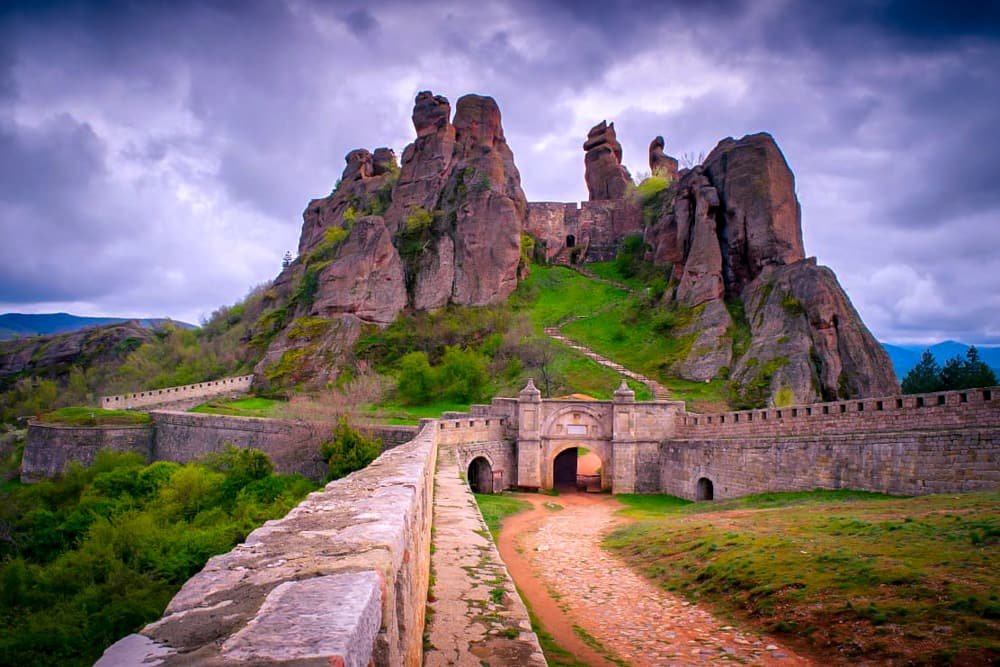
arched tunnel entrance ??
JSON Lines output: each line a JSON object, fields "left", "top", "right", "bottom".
{"left": 696, "top": 477, "right": 714, "bottom": 501}
{"left": 468, "top": 457, "right": 494, "bottom": 494}
{"left": 552, "top": 447, "right": 604, "bottom": 492}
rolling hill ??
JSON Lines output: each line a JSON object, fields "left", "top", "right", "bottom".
{"left": 0, "top": 313, "right": 195, "bottom": 340}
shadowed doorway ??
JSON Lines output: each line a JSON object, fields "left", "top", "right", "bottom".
{"left": 468, "top": 457, "right": 493, "bottom": 494}
{"left": 553, "top": 448, "right": 578, "bottom": 490}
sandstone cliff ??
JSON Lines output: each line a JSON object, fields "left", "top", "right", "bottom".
{"left": 252, "top": 91, "right": 527, "bottom": 391}
{"left": 249, "top": 91, "right": 895, "bottom": 406}
{"left": 642, "top": 133, "right": 897, "bottom": 405}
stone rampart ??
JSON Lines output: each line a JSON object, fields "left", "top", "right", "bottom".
{"left": 150, "top": 410, "right": 329, "bottom": 479}
{"left": 678, "top": 386, "right": 998, "bottom": 438}
{"left": 100, "top": 375, "right": 255, "bottom": 409}
{"left": 526, "top": 199, "right": 641, "bottom": 262}
{"left": 22, "top": 410, "right": 418, "bottom": 482}
{"left": 661, "top": 427, "right": 999, "bottom": 500}
{"left": 98, "top": 421, "right": 438, "bottom": 667}
{"left": 434, "top": 413, "right": 517, "bottom": 490}
{"left": 663, "top": 386, "right": 1000, "bottom": 500}
{"left": 21, "top": 421, "right": 154, "bottom": 482}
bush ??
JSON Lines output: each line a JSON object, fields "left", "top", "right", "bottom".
{"left": 396, "top": 351, "right": 436, "bottom": 404}
{"left": 320, "top": 416, "right": 381, "bottom": 481}
{"left": 614, "top": 234, "right": 649, "bottom": 278}
{"left": 0, "top": 450, "right": 315, "bottom": 665}
{"left": 439, "top": 346, "right": 489, "bottom": 403}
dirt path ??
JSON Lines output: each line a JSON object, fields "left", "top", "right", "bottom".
{"left": 424, "top": 447, "right": 546, "bottom": 667}
{"left": 497, "top": 492, "right": 815, "bottom": 666}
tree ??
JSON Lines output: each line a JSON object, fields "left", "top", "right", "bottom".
{"left": 941, "top": 346, "right": 997, "bottom": 390}
{"left": 901, "top": 350, "right": 942, "bottom": 394}
{"left": 320, "top": 416, "right": 381, "bottom": 481}
{"left": 902, "top": 346, "right": 997, "bottom": 394}
{"left": 518, "top": 337, "right": 561, "bottom": 397}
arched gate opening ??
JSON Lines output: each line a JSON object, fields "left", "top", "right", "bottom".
{"left": 696, "top": 477, "right": 714, "bottom": 501}
{"left": 468, "top": 457, "right": 494, "bottom": 494}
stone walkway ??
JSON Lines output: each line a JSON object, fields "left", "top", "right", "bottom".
{"left": 423, "top": 445, "right": 546, "bottom": 667}
{"left": 515, "top": 493, "right": 814, "bottom": 666}
{"left": 544, "top": 327, "right": 672, "bottom": 400}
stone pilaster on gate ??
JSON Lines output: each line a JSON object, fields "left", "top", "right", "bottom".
{"left": 516, "top": 379, "right": 543, "bottom": 489}
{"left": 612, "top": 380, "right": 638, "bottom": 493}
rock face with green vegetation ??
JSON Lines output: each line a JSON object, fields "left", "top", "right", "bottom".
{"left": 253, "top": 91, "right": 528, "bottom": 390}
{"left": 642, "top": 132, "right": 897, "bottom": 404}
{"left": 0, "top": 321, "right": 155, "bottom": 382}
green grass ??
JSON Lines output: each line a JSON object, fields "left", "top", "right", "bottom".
{"left": 585, "top": 260, "right": 653, "bottom": 292}
{"left": 365, "top": 399, "right": 473, "bottom": 425}
{"left": 514, "top": 265, "right": 627, "bottom": 328}
{"left": 190, "top": 397, "right": 284, "bottom": 418}
{"left": 606, "top": 491, "right": 1000, "bottom": 664}
{"left": 474, "top": 493, "right": 532, "bottom": 539}
{"left": 36, "top": 407, "right": 151, "bottom": 426}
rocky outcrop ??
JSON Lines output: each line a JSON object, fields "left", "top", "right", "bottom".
{"left": 405, "top": 93, "right": 526, "bottom": 309}
{"left": 584, "top": 121, "right": 632, "bottom": 200}
{"left": 702, "top": 133, "right": 805, "bottom": 293}
{"left": 0, "top": 321, "right": 156, "bottom": 385}
{"left": 649, "top": 136, "right": 679, "bottom": 182}
{"left": 642, "top": 132, "right": 896, "bottom": 404}
{"left": 254, "top": 91, "right": 527, "bottom": 390}
{"left": 731, "top": 260, "right": 898, "bottom": 403}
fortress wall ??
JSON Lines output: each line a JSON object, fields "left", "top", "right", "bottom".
{"left": 525, "top": 199, "right": 641, "bottom": 263}
{"left": 23, "top": 410, "right": 418, "bottom": 483}
{"left": 21, "top": 422, "right": 154, "bottom": 482}
{"left": 100, "top": 375, "right": 255, "bottom": 410}
{"left": 98, "top": 422, "right": 438, "bottom": 667}
{"left": 660, "top": 426, "right": 1000, "bottom": 500}
{"left": 150, "top": 410, "right": 329, "bottom": 479}
{"left": 679, "top": 387, "right": 999, "bottom": 438}
{"left": 434, "top": 415, "right": 516, "bottom": 488}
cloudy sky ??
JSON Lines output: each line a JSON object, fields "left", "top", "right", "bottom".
{"left": 1, "top": 0, "right": 998, "bottom": 344}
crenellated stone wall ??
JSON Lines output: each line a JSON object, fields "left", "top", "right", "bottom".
{"left": 99, "top": 375, "right": 255, "bottom": 410}
{"left": 661, "top": 386, "right": 1000, "bottom": 500}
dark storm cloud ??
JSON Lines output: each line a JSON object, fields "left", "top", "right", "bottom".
{"left": 0, "top": 0, "right": 997, "bottom": 343}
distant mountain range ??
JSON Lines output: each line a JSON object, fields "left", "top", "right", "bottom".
{"left": 0, "top": 312, "right": 196, "bottom": 341}
{"left": 881, "top": 341, "right": 1000, "bottom": 380}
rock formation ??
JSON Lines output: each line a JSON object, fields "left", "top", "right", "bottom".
{"left": 249, "top": 90, "right": 894, "bottom": 405}
{"left": 642, "top": 132, "right": 897, "bottom": 403}
{"left": 648, "top": 136, "right": 679, "bottom": 182}
{"left": 584, "top": 121, "right": 632, "bottom": 200}
{"left": 0, "top": 321, "right": 156, "bottom": 383}
{"left": 253, "top": 91, "right": 527, "bottom": 390}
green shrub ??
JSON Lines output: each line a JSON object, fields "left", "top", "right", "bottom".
{"left": 396, "top": 351, "right": 437, "bottom": 404}
{"left": 781, "top": 292, "right": 805, "bottom": 316}
{"left": 0, "top": 450, "right": 314, "bottom": 665}
{"left": 404, "top": 206, "right": 434, "bottom": 233}
{"left": 438, "top": 346, "right": 489, "bottom": 402}
{"left": 320, "top": 416, "right": 381, "bottom": 481}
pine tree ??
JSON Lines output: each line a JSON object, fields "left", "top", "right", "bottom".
{"left": 901, "top": 350, "right": 942, "bottom": 394}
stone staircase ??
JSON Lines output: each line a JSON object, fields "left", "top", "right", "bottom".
{"left": 544, "top": 326, "right": 671, "bottom": 400}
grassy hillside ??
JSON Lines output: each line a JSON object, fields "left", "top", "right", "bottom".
{"left": 607, "top": 491, "right": 1000, "bottom": 665}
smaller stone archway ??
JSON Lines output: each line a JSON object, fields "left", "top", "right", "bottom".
{"left": 696, "top": 477, "right": 714, "bottom": 501}
{"left": 468, "top": 456, "right": 494, "bottom": 494}
{"left": 566, "top": 234, "right": 576, "bottom": 248}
